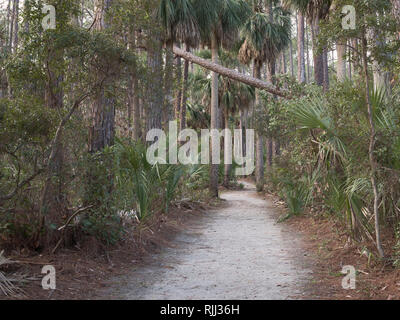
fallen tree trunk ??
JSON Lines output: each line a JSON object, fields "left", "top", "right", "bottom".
{"left": 173, "top": 46, "right": 291, "bottom": 99}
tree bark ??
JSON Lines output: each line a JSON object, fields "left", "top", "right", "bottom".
{"left": 267, "top": 138, "right": 273, "bottom": 167}
{"left": 146, "top": 35, "right": 164, "bottom": 131}
{"left": 323, "top": 48, "right": 329, "bottom": 91}
{"left": 306, "top": 20, "right": 311, "bottom": 83}
{"left": 89, "top": 0, "right": 116, "bottom": 152}
{"left": 289, "top": 34, "right": 294, "bottom": 78}
{"left": 337, "top": 41, "right": 347, "bottom": 82}
{"left": 175, "top": 44, "right": 182, "bottom": 121}
{"left": 164, "top": 39, "right": 174, "bottom": 128}
{"left": 209, "top": 33, "right": 219, "bottom": 197}
{"left": 223, "top": 104, "right": 231, "bottom": 187}
{"left": 180, "top": 44, "right": 189, "bottom": 131}
{"left": 311, "top": 18, "right": 324, "bottom": 87}
{"left": 254, "top": 62, "right": 264, "bottom": 192}
{"left": 13, "top": 0, "right": 19, "bottom": 53}
{"left": 297, "top": 11, "right": 306, "bottom": 83}
{"left": 281, "top": 51, "right": 287, "bottom": 74}
{"left": 128, "top": 70, "right": 141, "bottom": 141}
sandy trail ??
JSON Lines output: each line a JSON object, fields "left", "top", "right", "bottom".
{"left": 98, "top": 182, "right": 312, "bottom": 300}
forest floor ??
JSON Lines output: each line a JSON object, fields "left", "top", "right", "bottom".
{"left": 2, "top": 181, "right": 400, "bottom": 300}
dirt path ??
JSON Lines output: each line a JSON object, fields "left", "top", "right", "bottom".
{"left": 97, "top": 182, "right": 312, "bottom": 300}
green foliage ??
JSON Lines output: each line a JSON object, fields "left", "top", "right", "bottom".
{"left": 267, "top": 79, "right": 400, "bottom": 246}
{"left": 114, "top": 139, "right": 207, "bottom": 220}
{"left": 80, "top": 147, "right": 123, "bottom": 245}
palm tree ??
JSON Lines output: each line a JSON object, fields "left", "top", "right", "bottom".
{"left": 239, "top": 0, "right": 290, "bottom": 191}
{"left": 193, "top": 0, "right": 251, "bottom": 197}
{"left": 189, "top": 53, "right": 254, "bottom": 186}
{"left": 285, "top": 0, "right": 332, "bottom": 87}
{"left": 158, "top": 0, "right": 199, "bottom": 128}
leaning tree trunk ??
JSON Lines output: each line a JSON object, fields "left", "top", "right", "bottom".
{"left": 173, "top": 46, "right": 290, "bottom": 98}
{"left": 297, "top": 11, "right": 306, "bottom": 83}
{"left": 209, "top": 33, "right": 220, "bottom": 198}
{"left": 361, "top": 32, "right": 385, "bottom": 258}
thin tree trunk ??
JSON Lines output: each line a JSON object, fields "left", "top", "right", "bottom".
{"left": 348, "top": 40, "right": 352, "bottom": 81}
{"left": 210, "top": 33, "right": 219, "bottom": 197}
{"left": 85, "top": 0, "right": 116, "bottom": 214}
{"left": 13, "top": 0, "right": 19, "bottom": 54}
{"left": 89, "top": 0, "right": 116, "bottom": 152}
{"left": 240, "top": 108, "right": 248, "bottom": 158}
{"left": 281, "top": 51, "right": 287, "bottom": 74}
{"left": 289, "top": 36, "right": 294, "bottom": 78}
{"left": 311, "top": 18, "right": 324, "bottom": 87}
{"left": 132, "top": 75, "right": 141, "bottom": 140}
{"left": 164, "top": 39, "right": 174, "bottom": 128}
{"left": 337, "top": 41, "right": 346, "bottom": 82}
{"left": 175, "top": 43, "right": 182, "bottom": 121}
{"left": 361, "top": 32, "right": 385, "bottom": 258}
{"left": 266, "top": 59, "right": 275, "bottom": 169}
{"left": 180, "top": 44, "right": 189, "bottom": 131}
{"left": 306, "top": 20, "right": 311, "bottom": 83}
{"left": 323, "top": 48, "right": 329, "bottom": 91}
{"left": 267, "top": 138, "right": 273, "bottom": 167}
{"left": 297, "top": 11, "right": 306, "bottom": 83}
{"left": 275, "top": 140, "right": 281, "bottom": 156}
{"left": 41, "top": 51, "right": 65, "bottom": 239}
{"left": 223, "top": 105, "right": 231, "bottom": 187}
{"left": 254, "top": 62, "right": 264, "bottom": 192}
{"left": 146, "top": 33, "right": 164, "bottom": 131}
{"left": 128, "top": 70, "right": 141, "bottom": 141}
{"left": 8, "top": 0, "right": 15, "bottom": 52}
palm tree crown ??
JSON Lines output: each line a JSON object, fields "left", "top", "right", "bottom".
{"left": 239, "top": 5, "right": 291, "bottom": 68}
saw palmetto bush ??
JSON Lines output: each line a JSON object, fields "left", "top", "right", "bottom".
{"left": 267, "top": 80, "right": 400, "bottom": 246}
{"left": 114, "top": 138, "right": 207, "bottom": 221}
